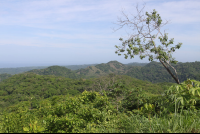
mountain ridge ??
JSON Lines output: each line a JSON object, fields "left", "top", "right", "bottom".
{"left": 0, "top": 60, "right": 199, "bottom": 83}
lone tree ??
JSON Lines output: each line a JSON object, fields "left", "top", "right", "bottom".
{"left": 114, "top": 4, "right": 182, "bottom": 84}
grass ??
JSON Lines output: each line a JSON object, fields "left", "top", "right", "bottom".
{"left": 120, "top": 111, "right": 200, "bottom": 133}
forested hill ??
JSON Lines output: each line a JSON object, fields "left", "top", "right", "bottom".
{"left": 0, "top": 64, "right": 99, "bottom": 75}
{"left": 27, "top": 66, "right": 82, "bottom": 79}
{"left": 0, "top": 61, "right": 147, "bottom": 75}
{"left": 74, "top": 61, "right": 128, "bottom": 78}
{"left": 0, "top": 72, "right": 175, "bottom": 112}
{"left": 125, "top": 61, "right": 200, "bottom": 83}
{"left": 0, "top": 61, "right": 199, "bottom": 84}
{"left": 74, "top": 61, "right": 200, "bottom": 83}
{"left": 63, "top": 64, "right": 98, "bottom": 70}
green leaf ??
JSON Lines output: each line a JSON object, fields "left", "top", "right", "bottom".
{"left": 177, "top": 97, "right": 184, "bottom": 105}
{"left": 197, "top": 88, "right": 200, "bottom": 96}
{"left": 189, "top": 88, "right": 196, "bottom": 96}
{"left": 23, "top": 127, "right": 29, "bottom": 132}
{"left": 119, "top": 38, "right": 123, "bottom": 41}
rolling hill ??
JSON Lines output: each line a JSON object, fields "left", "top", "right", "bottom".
{"left": 27, "top": 66, "right": 81, "bottom": 79}
{"left": 0, "top": 60, "right": 199, "bottom": 84}
{"left": 74, "top": 60, "right": 200, "bottom": 83}
{"left": 0, "top": 71, "right": 175, "bottom": 112}
{"left": 125, "top": 61, "right": 200, "bottom": 83}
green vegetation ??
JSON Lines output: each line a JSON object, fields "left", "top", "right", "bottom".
{"left": 0, "top": 78, "right": 200, "bottom": 133}
{"left": 63, "top": 63, "right": 98, "bottom": 70}
{"left": 0, "top": 4, "right": 199, "bottom": 133}
{"left": 0, "top": 72, "right": 174, "bottom": 112}
{"left": 27, "top": 66, "right": 81, "bottom": 79}
{"left": 0, "top": 72, "right": 94, "bottom": 111}
{"left": 114, "top": 5, "right": 183, "bottom": 84}
{"left": 0, "top": 62, "right": 199, "bottom": 132}
{"left": 0, "top": 73, "right": 12, "bottom": 82}
{"left": 75, "top": 61, "right": 200, "bottom": 84}
{"left": 1, "top": 61, "right": 199, "bottom": 84}
{"left": 125, "top": 61, "right": 200, "bottom": 83}
{"left": 0, "top": 64, "right": 99, "bottom": 75}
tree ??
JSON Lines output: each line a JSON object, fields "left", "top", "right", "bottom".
{"left": 114, "top": 3, "right": 182, "bottom": 84}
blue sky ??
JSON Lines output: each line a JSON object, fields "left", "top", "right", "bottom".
{"left": 0, "top": 0, "right": 199, "bottom": 68}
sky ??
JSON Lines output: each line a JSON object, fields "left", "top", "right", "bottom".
{"left": 0, "top": 0, "right": 199, "bottom": 68}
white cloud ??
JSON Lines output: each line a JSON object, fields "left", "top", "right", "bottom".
{"left": 1, "top": 0, "right": 199, "bottom": 26}
{"left": 145, "top": 0, "right": 200, "bottom": 24}
{"left": 0, "top": 0, "right": 199, "bottom": 65}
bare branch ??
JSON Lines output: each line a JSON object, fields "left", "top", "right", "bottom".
{"left": 113, "top": 3, "right": 181, "bottom": 84}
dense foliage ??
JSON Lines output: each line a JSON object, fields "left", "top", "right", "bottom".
{"left": 0, "top": 72, "right": 174, "bottom": 112}
{"left": 0, "top": 72, "right": 94, "bottom": 111}
{"left": 0, "top": 61, "right": 200, "bottom": 132}
{"left": 87, "top": 74, "right": 175, "bottom": 94}
{"left": 1, "top": 79, "right": 200, "bottom": 133}
{"left": 0, "top": 73, "right": 12, "bottom": 82}
{"left": 1, "top": 91, "right": 124, "bottom": 133}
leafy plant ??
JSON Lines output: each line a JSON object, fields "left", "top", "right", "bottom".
{"left": 165, "top": 79, "right": 200, "bottom": 114}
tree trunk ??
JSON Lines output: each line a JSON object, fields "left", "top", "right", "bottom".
{"left": 159, "top": 59, "right": 180, "bottom": 84}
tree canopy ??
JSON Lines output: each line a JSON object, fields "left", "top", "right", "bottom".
{"left": 114, "top": 4, "right": 182, "bottom": 84}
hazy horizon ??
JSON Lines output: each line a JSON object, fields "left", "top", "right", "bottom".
{"left": 0, "top": 60, "right": 148, "bottom": 68}
{"left": 0, "top": 0, "right": 199, "bottom": 68}
{"left": 0, "top": 60, "right": 199, "bottom": 69}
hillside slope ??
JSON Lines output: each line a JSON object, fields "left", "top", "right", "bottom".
{"left": 0, "top": 61, "right": 199, "bottom": 84}
{"left": 125, "top": 61, "right": 200, "bottom": 83}
{"left": 27, "top": 66, "right": 81, "bottom": 79}
{"left": 75, "top": 61, "right": 129, "bottom": 78}
{"left": 74, "top": 61, "right": 200, "bottom": 83}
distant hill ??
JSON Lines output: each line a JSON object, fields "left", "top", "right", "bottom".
{"left": 74, "top": 61, "right": 200, "bottom": 83}
{"left": 125, "top": 61, "right": 200, "bottom": 83}
{"left": 0, "top": 60, "right": 199, "bottom": 84}
{"left": 0, "top": 73, "right": 12, "bottom": 82}
{"left": 0, "top": 66, "right": 49, "bottom": 75}
{"left": 95, "top": 61, "right": 127, "bottom": 73}
{"left": 27, "top": 66, "right": 81, "bottom": 79}
{"left": 74, "top": 61, "right": 128, "bottom": 78}
{"left": 0, "top": 64, "right": 101, "bottom": 75}
{"left": 0, "top": 62, "right": 148, "bottom": 75}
